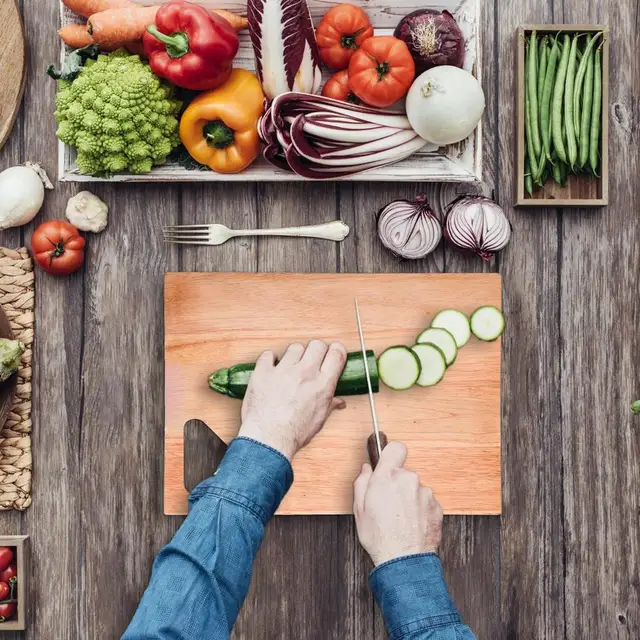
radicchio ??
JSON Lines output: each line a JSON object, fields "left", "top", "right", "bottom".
{"left": 248, "top": 0, "right": 322, "bottom": 99}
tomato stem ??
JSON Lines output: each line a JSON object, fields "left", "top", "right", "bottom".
{"left": 340, "top": 28, "right": 365, "bottom": 50}
{"left": 376, "top": 61, "right": 390, "bottom": 81}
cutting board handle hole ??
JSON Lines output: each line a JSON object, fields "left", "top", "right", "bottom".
{"left": 184, "top": 419, "right": 228, "bottom": 493}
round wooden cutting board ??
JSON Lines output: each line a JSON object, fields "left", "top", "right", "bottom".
{"left": 0, "top": 0, "right": 26, "bottom": 151}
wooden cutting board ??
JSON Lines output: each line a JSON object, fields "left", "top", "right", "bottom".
{"left": 0, "top": 0, "right": 26, "bottom": 151}
{"left": 165, "top": 273, "right": 502, "bottom": 516}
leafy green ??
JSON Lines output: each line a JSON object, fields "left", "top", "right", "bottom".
{"left": 47, "top": 44, "right": 100, "bottom": 81}
{"left": 167, "top": 144, "right": 211, "bottom": 171}
{"left": 632, "top": 400, "right": 640, "bottom": 415}
{"left": 0, "top": 339, "right": 24, "bottom": 383}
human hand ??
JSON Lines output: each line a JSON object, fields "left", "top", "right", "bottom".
{"left": 353, "top": 442, "right": 443, "bottom": 566}
{"left": 238, "top": 341, "right": 348, "bottom": 460}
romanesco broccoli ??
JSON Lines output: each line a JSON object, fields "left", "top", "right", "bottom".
{"left": 55, "top": 50, "right": 182, "bottom": 176}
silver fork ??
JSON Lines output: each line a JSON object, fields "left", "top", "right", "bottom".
{"left": 163, "top": 220, "right": 350, "bottom": 246}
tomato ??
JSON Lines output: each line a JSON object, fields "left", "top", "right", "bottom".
{"left": 0, "top": 602, "right": 15, "bottom": 622}
{"left": 321, "top": 70, "right": 361, "bottom": 104}
{"left": 0, "top": 549, "right": 12, "bottom": 573}
{"left": 32, "top": 221, "right": 85, "bottom": 276}
{"left": 0, "top": 564, "right": 16, "bottom": 584}
{"left": 0, "top": 582, "right": 9, "bottom": 601}
{"left": 316, "top": 4, "right": 374, "bottom": 70}
{"left": 348, "top": 36, "right": 415, "bottom": 108}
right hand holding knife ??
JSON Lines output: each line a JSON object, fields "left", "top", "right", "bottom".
{"left": 354, "top": 441, "right": 444, "bottom": 567}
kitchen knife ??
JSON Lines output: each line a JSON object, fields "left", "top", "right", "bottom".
{"left": 354, "top": 298, "right": 388, "bottom": 469}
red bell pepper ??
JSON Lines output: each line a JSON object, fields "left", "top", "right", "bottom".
{"left": 143, "top": 0, "right": 239, "bottom": 91}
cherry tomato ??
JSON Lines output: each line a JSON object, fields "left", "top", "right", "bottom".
{"left": 321, "top": 70, "right": 361, "bottom": 104}
{"left": 32, "top": 221, "right": 85, "bottom": 277}
{"left": 0, "top": 549, "right": 13, "bottom": 573}
{"left": 0, "top": 602, "right": 15, "bottom": 622}
{"left": 316, "top": 4, "right": 374, "bottom": 70}
{"left": 348, "top": 36, "right": 415, "bottom": 107}
{"left": 0, "top": 582, "right": 9, "bottom": 601}
{"left": 0, "top": 564, "right": 16, "bottom": 584}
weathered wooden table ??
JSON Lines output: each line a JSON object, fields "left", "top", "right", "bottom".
{"left": 0, "top": 0, "right": 637, "bottom": 638}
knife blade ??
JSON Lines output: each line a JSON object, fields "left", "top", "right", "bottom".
{"left": 354, "top": 298, "right": 387, "bottom": 468}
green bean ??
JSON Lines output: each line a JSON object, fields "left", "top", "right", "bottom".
{"left": 541, "top": 162, "right": 551, "bottom": 185}
{"left": 572, "top": 35, "right": 591, "bottom": 136}
{"left": 525, "top": 159, "right": 533, "bottom": 195}
{"left": 524, "top": 42, "right": 539, "bottom": 180}
{"left": 552, "top": 35, "right": 571, "bottom": 163}
{"left": 541, "top": 38, "right": 560, "bottom": 161}
{"left": 579, "top": 42, "right": 595, "bottom": 167}
{"left": 528, "top": 31, "right": 541, "bottom": 157}
{"left": 590, "top": 47, "right": 603, "bottom": 174}
{"left": 573, "top": 34, "right": 601, "bottom": 142}
{"left": 564, "top": 34, "right": 580, "bottom": 169}
{"left": 537, "top": 36, "right": 549, "bottom": 113}
{"left": 559, "top": 159, "right": 568, "bottom": 185}
{"left": 552, "top": 157, "right": 563, "bottom": 184}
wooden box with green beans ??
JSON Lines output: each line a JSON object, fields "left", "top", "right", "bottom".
{"left": 516, "top": 25, "right": 609, "bottom": 207}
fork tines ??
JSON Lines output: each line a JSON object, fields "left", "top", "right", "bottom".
{"left": 163, "top": 224, "right": 211, "bottom": 245}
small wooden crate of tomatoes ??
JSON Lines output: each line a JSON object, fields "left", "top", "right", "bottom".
{"left": 0, "top": 536, "right": 27, "bottom": 631}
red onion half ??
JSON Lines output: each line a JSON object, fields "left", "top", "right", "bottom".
{"left": 377, "top": 195, "right": 442, "bottom": 259}
{"left": 444, "top": 196, "right": 511, "bottom": 261}
{"left": 394, "top": 10, "right": 465, "bottom": 75}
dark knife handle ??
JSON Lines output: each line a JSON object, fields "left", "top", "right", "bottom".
{"left": 367, "top": 431, "right": 388, "bottom": 470}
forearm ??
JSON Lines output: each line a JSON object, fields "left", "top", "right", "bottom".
{"left": 123, "top": 438, "right": 292, "bottom": 640}
{"left": 370, "top": 554, "right": 476, "bottom": 640}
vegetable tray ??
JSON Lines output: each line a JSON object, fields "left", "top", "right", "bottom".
{"left": 165, "top": 272, "right": 502, "bottom": 516}
{"left": 58, "top": 0, "right": 483, "bottom": 183}
{"left": 516, "top": 25, "right": 609, "bottom": 207}
{"left": 0, "top": 536, "right": 27, "bottom": 631}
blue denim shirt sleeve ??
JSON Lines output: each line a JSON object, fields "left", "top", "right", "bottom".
{"left": 122, "top": 437, "right": 293, "bottom": 640}
{"left": 370, "top": 553, "right": 476, "bottom": 640}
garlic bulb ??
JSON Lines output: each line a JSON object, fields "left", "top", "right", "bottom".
{"left": 444, "top": 196, "right": 511, "bottom": 261}
{"left": 377, "top": 195, "right": 442, "bottom": 259}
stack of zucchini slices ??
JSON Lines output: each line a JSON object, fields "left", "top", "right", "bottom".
{"left": 377, "top": 307, "right": 504, "bottom": 391}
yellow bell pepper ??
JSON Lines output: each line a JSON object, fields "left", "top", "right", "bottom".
{"left": 179, "top": 69, "right": 265, "bottom": 174}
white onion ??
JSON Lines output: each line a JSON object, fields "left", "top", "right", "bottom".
{"left": 377, "top": 195, "right": 442, "bottom": 259}
{"left": 444, "top": 196, "right": 511, "bottom": 261}
{"left": 0, "top": 163, "right": 53, "bottom": 230}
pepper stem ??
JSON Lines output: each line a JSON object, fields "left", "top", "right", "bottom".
{"left": 146, "top": 26, "right": 190, "bottom": 59}
{"left": 203, "top": 121, "right": 235, "bottom": 149}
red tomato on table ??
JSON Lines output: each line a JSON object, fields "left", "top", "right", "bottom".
{"left": 348, "top": 36, "right": 415, "bottom": 107}
{"left": 32, "top": 221, "right": 85, "bottom": 276}
{"left": 0, "top": 582, "right": 9, "bottom": 601}
{"left": 316, "top": 4, "right": 374, "bottom": 70}
{"left": 0, "top": 548, "right": 12, "bottom": 573}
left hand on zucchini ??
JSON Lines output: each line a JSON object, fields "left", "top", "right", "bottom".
{"left": 238, "top": 341, "right": 348, "bottom": 460}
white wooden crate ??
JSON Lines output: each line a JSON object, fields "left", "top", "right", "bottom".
{"left": 58, "top": 0, "right": 482, "bottom": 182}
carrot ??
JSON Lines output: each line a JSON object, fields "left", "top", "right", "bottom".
{"left": 58, "top": 23, "right": 127, "bottom": 51}
{"left": 62, "top": 0, "right": 134, "bottom": 19}
{"left": 88, "top": 6, "right": 159, "bottom": 46}
{"left": 88, "top": 5, "right": 248, "bottom": 46}
{"left": 212, "top": 9, "right": 248, "bottom": 31}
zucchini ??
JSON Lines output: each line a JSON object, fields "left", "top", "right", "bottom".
{"left": 411, "top": 344, "right": 447, "bottom": 387}
{"left": 416, "top": 327, "right": 458, "bottom": 366}
{"left": 209, "top": 350, "right": 379, "bottom": 399}
{"left": 470, "top": 306, "right": 505, "bottom": 341}
{"left": 430, "top": 309, "right": 471, "bottom": 348}
{"left": 377, "top": 346, "right": 421, "bottom": 391}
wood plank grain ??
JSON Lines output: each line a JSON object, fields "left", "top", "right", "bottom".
{"left": 497, "top": 1, "right": 566, "bottom": 639}
{"left": 558, "top": 0, "right": 640, "bottom": 637}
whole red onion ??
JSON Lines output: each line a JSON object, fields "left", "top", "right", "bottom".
{"left": 394, "top": 9, "right": 465, "bottom": 75}
{"left": 444, "top": 196, "right": 511, "bottom": 261}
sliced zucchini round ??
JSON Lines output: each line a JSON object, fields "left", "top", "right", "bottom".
{"left": 470, "top": 306, "right": 505, "bottom": 341}
{"left": 416, "top": 327, "right": 458, "bottom": 366}
{"left": 377, "top": 346, "right": 422, "bottom": 391}
{"left": 430, "top": 309, "right": 471, "bottom": 348}
{"left": 410, "top": 344, "right": 447, "bottom": 387}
